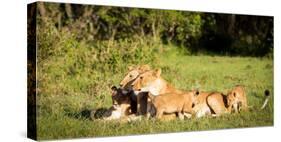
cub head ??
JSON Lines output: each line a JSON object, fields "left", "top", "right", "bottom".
{"left": 131, "top": 69, "right": 162, "bottom": 92}
{"left": 226, "top": 90, "right": 239, "bottom": 111}
{"left": 190, "top": 90, "right": 201, "bottom": 106}
{"left": 111, "top": 86, "right": 131, "bottom": 109}
{"left": 119, "top": 65, "right": 150, "bottom": 89}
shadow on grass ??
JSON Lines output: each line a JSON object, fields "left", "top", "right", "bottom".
{"left": 64, "top": 108, "right": 109, "bottom": 120}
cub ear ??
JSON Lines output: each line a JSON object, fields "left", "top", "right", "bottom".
{"left": 111, "top": 86, "right": 118, "bottom": 96}
{"left": 154, "top": 68, "right": 162, "bottom": 77}
{"left": 233, "top": 92, "right": 236, "bottom": 97}
{"left": 195, "top": 90, "right": 200, "bottom": 96}
{"left": 139, "top": 64, "right": 150, "bottom": 72}
{"left": 111, "top": 86, "right": 118, "bottom": 92}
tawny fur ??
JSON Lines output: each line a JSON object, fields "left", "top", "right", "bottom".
{"left": 120, "top": 64, "right": 150, "bottom": 89}
{"left": 193, "top": 85, "right": 248, "bottom": 117}
{"left": 207, "top": 92, "right": 230, "bottom": 116}
{"left": 147, "top": 91, "right": 197, "bottom": 120}
{"left": 131, "top": 68, "right": 198, "bottom": 119}
{"left": 192, "top": 92, "right": 213, "bottom": 118}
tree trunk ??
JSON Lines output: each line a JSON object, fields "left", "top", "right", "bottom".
{"left": 228, "top": 14, "right": 236, "bottom": 36}
{"left": 152, "top": 21, "right": 157, "bottom": 42}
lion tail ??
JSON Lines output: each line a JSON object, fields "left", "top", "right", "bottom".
{"left": 261, "top": 90, "right": 270, "bottom": 110}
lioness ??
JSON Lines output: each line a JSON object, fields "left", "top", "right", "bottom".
{"left": 147, "top": 91, "right": 198, "bottom": 120}
{"left": 131, "top": 69, "right": 183, "bottom": 96}
{"left": 226, "top": 85, "right": 248, "bottom": 113}
{"left": 193, "top": 87, "right": 245, "bottom": 117}
{"left": 191, "top": 91, "right": 230, "bottom": 117}
{"left": 119, "top": 64, "right": 151, "bottom": 115}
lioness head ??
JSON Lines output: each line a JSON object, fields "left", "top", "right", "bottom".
{"left": 111, "top": 86, "right": 131, "bottom": 109}
{"left": 131, "top": 69, "right": 162, "bottom": 93}
{"left": 187, "top": 89, "right": 200, "bottom": 106}
{"left": 119, "top": 65, "right": 150, "bottom": 89}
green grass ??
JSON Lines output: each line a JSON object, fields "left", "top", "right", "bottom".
{"left": 36, "top": 46, "right": 273, "bottom": 140}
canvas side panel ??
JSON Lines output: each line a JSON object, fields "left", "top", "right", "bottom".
{"left": 27, "top": 2, "right": 37, "bottom": 140}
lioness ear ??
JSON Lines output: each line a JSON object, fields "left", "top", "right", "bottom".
{"left": 128, "top": 65, "right": 134, "bottom": 71}
{"left": 139, "top": 64, "right": 150, "bottom": 72}
{"left": 154, "top": 69, "right": 161, "bottom": 77}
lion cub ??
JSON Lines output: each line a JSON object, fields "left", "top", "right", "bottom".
{"left": 147, "top": 91, "right": 198, "bottom": 120}
{"left": 227, "top": 85, "right": 248, "bottom": 113}
{"left": 102, "top": 86, "right": 132, "bottom": 120}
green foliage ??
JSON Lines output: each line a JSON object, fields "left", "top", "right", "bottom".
{"left": 37, "top": 20, "right": 160, "bottom": 117}
{"left": 37, "top": 2, "right": 273, "bottom": 57}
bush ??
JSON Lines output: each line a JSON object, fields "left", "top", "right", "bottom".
{"left": 37, "top": 20, "right": 159, "bottom": 97}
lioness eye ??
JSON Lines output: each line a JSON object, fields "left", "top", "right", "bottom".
{"left": 129, "top": 75, "right": 133, "bottom": 78}
{"left": 140, "top": 76, "right": 143, "bottom": 79}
